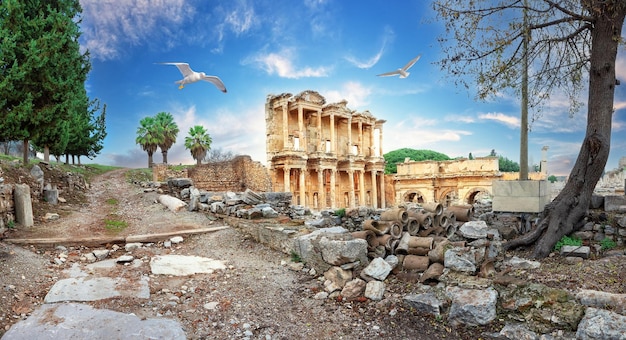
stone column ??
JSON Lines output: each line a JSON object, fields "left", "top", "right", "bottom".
{"left": 347, "top": 116, "right": 352, "bottom": 155}
{"left": 283, "top": 166, "right": 291, "bottom": 201}
{"left": 317, "top": 110, "right": 322, "bottom": 152}
{"left": 318, "top": 169, "right": 325, "bottom": 209}
{"left": 380, "top": 171, "right": 386, "bottom": 208}
{"left": 348, "top": 170, "right": 355, "bottom": 208}
{"left": 371, "top": 170, "right": 378, "bottom": 209}
{"left": 359, "top": 170, "right": 365, "bottom": 206}
{"left": 369, "top": 126, "right": 374, "bottom": 157}
{"left": 14, "top": 184, "right": 34, "bottom": 227}
{"left": 298, "top": 105, "right": 304, "bottom": 151}
{"left": 299, "top": 168, "right": 306, "bottom": 207}
{"left": 330, "top": 169, "right": 336, "bottom": 208}
{"left": 358, "top": 121, "right": 363, "bottom": 155}
{"left": 282, "top": 104, "right": 289, "bottom": 150}
{"left": 330, "top": 113, "right": 335, "bottom": 154}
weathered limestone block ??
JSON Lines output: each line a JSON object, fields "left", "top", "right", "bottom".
{"left": 14, "top": 184, "right": 34, "bottom": 227}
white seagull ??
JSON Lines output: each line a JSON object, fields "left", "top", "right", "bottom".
{"left": 376, "top": 55, "right": 421, "bottom": 78}
{"left": 159, "top": 62, "right": 227, "bottom": 93}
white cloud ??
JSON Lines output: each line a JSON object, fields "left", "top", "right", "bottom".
{"left": 344, "top": 26, "right": 394, "bottom": 69}
{"left": 246, "top": 48, "right": 330, "bottom": 78}
{"left": 444, "top": 114, "right": 475, "bottom": 124}
{"left": 478, "top": 112, "right": 519, "bottom": 128}
{"left": 324, "top": 82, "right": 372, "bottom": 108}
{"left": 80, "top": 0, "right": 195, "bottom": 60}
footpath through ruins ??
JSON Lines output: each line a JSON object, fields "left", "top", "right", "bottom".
{"left": 1, "top": 166, "right": 625, "bottom": 339}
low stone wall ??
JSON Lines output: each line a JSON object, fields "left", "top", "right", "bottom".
{"left": 188, "top": 156, "right": 270, "bottom": 192}
{"left": 0, "top": 184, "right": 15, "bottom": 230}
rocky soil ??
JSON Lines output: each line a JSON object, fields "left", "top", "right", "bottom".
{"left": 0, "top": 165, "right": 624, "bottom": 339}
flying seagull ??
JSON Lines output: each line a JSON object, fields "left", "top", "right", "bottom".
{"left": 376, "top": 54, "right": 421, "bottom": 78}
{"left": 159, "top": 62, "right": 227, "bottom": 93}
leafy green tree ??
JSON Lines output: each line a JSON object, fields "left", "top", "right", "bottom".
{"left": 383, "top": 148, "right": 451, "bottom": 174}
{"left": 548, "top": 175, "right": 557, "bottom": 183}
{"left": 0, "top": 0, "right": 89, "bottom": 164}
{"left": 433, "top": 0, "right": 626, "bottom": 258}
{"left": 154, "top": 112, "right": 179, "bottom": 164}
{"left": 184, "top": 125, "right": 212, "bottom": 166}
{"left": 498, "top": 156, "right": 520, "bottom": 172}
{"left": 135, "top": 117, "right": 160, "bottom": 168}
{"left": 468, "top": 152, "right": 474, "bottom": 160}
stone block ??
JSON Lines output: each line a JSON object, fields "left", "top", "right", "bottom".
{"left": 492, "top": 180, "right": 550, "bottom": 213}
{"left": 560, "top": 245, "right": 590, "bottom": 259}
{"left": 604, "top": 195, "right": 626, "bottom": 212}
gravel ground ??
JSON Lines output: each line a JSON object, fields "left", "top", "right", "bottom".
{"left": 2, "top": 167, "right": 624, "bottom": 339}
{"left": 1, "top": 168, "right": 495, "bottom": 339}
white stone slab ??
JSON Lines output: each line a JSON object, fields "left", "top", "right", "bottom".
{"left": 150, "top": 255, "right": 226, "bottom": 276}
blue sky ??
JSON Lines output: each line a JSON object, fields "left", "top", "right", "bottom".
{"left": 78, "top": 0, "right": 626, "bottom": 176}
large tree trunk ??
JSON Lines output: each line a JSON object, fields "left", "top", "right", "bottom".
{"left": 148, "top": 152, "right": 154, "bottom": 168}
{"left": 22, "top": 139, "right": 29, "bottom": 165}
{"left": 44, "top": 145, "right": 50, "bottom": 162}
{"left": 162, "top": 150, "right": 168, "bottom": 164}
{"left": 504, "top": 4, "right": 625, "bottom": 258}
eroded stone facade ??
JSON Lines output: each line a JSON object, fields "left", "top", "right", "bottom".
{"left": 392, "top": 157, "right": 502, "bottom": 206}
{"left": 265, "top": 91, "right": 386, "bottom": 209}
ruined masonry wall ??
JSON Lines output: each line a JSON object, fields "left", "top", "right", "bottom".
{"left": 0, "top": 184, "right": 15, "bottom": 228}
{"left": 188, "top": 156, "right": 271, "bottom": 192}
{"left": 155, "top": 156, "right": 271, "bottom": 193}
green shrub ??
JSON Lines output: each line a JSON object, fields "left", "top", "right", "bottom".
{"left": 105, "top": 198, "right": 119, "bottom": 205}
{"left": 290, "top": 251, "right": 302, "bottom": 263}
{"left": 7, "top": 220, "right": 15, "bottom": 229}
{"left": 600, "top": 237, "right": 617, "bottom": 251}
{"left": 554, "top": 235, "right": 582, "bottom": 251}
{"left": 335, "top": 208, "right": 346, "bottom": 218}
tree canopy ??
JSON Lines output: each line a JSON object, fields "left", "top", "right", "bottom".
{"left": 383, "top": 148, "right": 451, "bottom": 174}
{"left": 434, "top": 0, "right": 626, "bottom": 257}
{"left": 0, "top": 0, "right": 106, "bottom": 164}
{"left": 185, "top": 125, "right": 212, "bottom": 166}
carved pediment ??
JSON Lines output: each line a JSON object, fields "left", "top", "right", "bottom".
{"left": 294, "top": 90, "right": 326, "bottom": 105}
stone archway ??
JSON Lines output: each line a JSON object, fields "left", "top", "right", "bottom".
{"left": 464, "top": 187, "right": 491, "bottom": 204}
{"left": 438, "top": 189, "right": 458, "bottom": 207}
{"left": 403, "top": 191, "right": 425, "bottom": 203}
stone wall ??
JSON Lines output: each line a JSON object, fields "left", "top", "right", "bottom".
{"left": 0, "top": 184, "right": 15, "bottom": 229}
{"left": 152, "top": 164, "right": 189, "bottom": 182}
{"left": 186, "top": 156, "right": 271, "bottom": 192}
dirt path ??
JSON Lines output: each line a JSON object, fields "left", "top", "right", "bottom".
{"left": 0, "top": 169, "right": 490, "bottom": 339}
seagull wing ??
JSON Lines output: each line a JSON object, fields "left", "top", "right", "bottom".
{"left": 159, "top": 62, "right": 194, "bottom": 77}
{"left": 401, "top": 54, "right": 421, "bottom": 72}
{"left": 376, "top": 70, "right": 401, "bottom": 77}
{"left": 202, "top": 75, "right": 228, "bottom": 93}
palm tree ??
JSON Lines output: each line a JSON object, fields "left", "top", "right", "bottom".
{"left": 154, "top": 112, "right": 179, "bottom": 164}
{"left": 135, "top": 116, "right": 160, "bottom": 168}
{"left": 184, "top": 125, "right": 212, "bottom": 165}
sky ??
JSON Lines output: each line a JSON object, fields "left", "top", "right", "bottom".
{"left": 78, "top": 0, "right": 626, "bottom": 176}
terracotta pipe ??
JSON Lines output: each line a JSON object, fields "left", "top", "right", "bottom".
{"left": 407, "top": 236, "right": 434, "bottom": 249}
{"left": 407, "top": 247, "right": 429, "bottom": 256}
{"left": 388, "top": 221, "right": 403, "bottom": 239}
{"left": 351, "top": 230, "right": 379, "bottom": 248}
{"left": 380, "top": 207, "right": 409, "bottom": 225}
{"left": 415, "top": 211, "right": 433, "bottom": 229}
{"left": 402, "top": 255, "right": 429, "bottom": 272}
{"left": 363, "top": 219, "right": 389, "bottom": 235}
{"left": 445, "top": 205, "right": 472, "bottom": 222}
{"left": 428, "top": 239, "right": 451, "bottom": 264}
{"left": 421, "top": 202, "right": 443, "bottom": 216}
{"left": 395, "top": 232, "right": 411, "bottom": 255}
{"left": 420, "top": 262, "right": 444, "bottom": 282}
{"left": 405, "top": 218, "right": 420, "bottom": 236}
